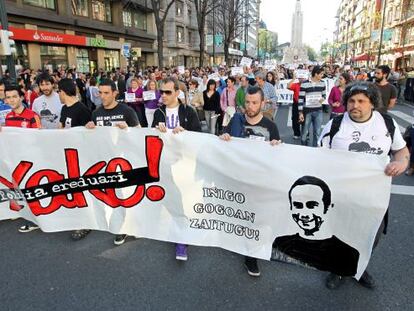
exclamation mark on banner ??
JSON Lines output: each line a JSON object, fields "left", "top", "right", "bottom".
{"left": 145, "top": 136, "right": 165, "bottom": 202}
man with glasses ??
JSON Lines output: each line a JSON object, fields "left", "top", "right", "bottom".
{"left": 152, "top": 77, "right": 201, "bottom": 261}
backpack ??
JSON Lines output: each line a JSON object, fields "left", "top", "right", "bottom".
{"left": 323, "top": 112, "right": 396, "bottom": 235}
{"left": 324, "top": 112, "right": 395, "bottom": 148}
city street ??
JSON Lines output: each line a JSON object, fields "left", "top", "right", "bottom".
{"left": 0, "top": 101, "right": 413, "bottom": 311}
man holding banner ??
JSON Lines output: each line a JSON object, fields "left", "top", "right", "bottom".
{"left": 220, "top": 86, "right": 281, "bottom": 276}
{"left": 319, "top": 81, "right": 409, "bottom": 289}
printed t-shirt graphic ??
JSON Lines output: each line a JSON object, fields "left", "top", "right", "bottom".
{"left": 60, "top": 101, "right": 91, "bottom": 128}
{"left": 92, "top": 103, "right": 139, "bottom": 127}
{"left": 32, "top": 93, "right": 62, "bottom": 129}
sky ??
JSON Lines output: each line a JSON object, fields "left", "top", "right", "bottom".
{"left": 260, "top": 0, "right": 341, "bottom": 51}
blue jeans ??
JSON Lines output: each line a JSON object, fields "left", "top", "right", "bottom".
{"left": 301, "top": 109, "right": 323, "bottom": 147}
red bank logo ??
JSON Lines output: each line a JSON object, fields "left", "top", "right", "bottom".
{"left": 0, "top": 136, "right": 165, "bottom": 216}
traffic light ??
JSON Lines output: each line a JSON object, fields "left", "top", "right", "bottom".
{"left": 0, "top": 30, "right": 16, "bottom": 56}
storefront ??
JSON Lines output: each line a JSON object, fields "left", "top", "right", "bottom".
{"left": 7, "top": 26, "right": 124, "bottom": 72}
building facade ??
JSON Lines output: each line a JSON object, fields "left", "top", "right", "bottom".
{"left": 163, "top": 0, "right": 201, "bottom": 67}
{"left": 1, "top": 0, "right": 157, "bottom": 72}
{"left": 335, "top": 0, "right": 414, "bottom": 68}
{"left": 205, "top": 0, "right": 260, "bottom": 66}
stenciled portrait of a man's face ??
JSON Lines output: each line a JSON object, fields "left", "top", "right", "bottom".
{"left": 288, "top": 176, "right": 333, "bottom": 236}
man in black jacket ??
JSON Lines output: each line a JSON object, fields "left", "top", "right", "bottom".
{"left": 152, "top": 77, "right": 201, "bottom": 261}
{"left": 152, "top": 77, "right": 201, "bottom": 133}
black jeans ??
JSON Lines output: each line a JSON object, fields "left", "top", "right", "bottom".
{"left": 292, "top": 103, "right": 301, "bottom": 137}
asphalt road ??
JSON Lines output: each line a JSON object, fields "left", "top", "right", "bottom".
{"left": 0, "top": 100, "right": 413, "bottom": 311}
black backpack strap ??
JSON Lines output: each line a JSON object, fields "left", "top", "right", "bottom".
{"left": 321, "top": 114, "right": 344, "bottom": 148}
{"left": 379, "top": 112, "right": 395, "bottom": 143}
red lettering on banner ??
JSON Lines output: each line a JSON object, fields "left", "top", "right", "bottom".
{"left": 0, "top": 136, "right": 165, "bottom": 215}
{"left": 0, "top": 161, "right": 33, "bottom": 211}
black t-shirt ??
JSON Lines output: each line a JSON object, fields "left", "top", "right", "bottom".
{"left": 92, "top": 103, "right": 139, "bottom": 127}
{"left": 376, "top": 83, "right": 397, "bottom": 109}
{"left": 225, "top": 115, "right": 280, "bottom": 141}
{"left": 60, "top": 101, "right": 91, "bottom": 128}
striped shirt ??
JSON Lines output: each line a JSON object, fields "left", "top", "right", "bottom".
{"left": 5, "top": 108, "right": 41, "bottom": 128}
{"left": 298, "top": 79, "right": 326, "bottom": 111}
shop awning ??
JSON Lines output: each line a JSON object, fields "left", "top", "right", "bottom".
{"left": 352, "top": 53, "right": 375, "bottom": 61}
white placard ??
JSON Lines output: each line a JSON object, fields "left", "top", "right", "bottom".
{"left": 208, "top": 73, "right": 221, "bottom": 82}
{"left": 240, "top": 57, "right": 253, "bottom": 67}
{"left": 295, "top": 69, "right": 310, "bottom": 79}
{"left": 276, "top": 89, "right": 294, "bottom": 104}
{"left": 306, "top": 94, "right": 322, "bottom": 105}
{"left": 177, "top": 66, "right": 185, "bottom": 75}
{"left": 125, "top": 92, "right": 136, "bottom": 103}
{"left": 231, "top": 67, "right": 244, "bottom": 76}
{"left": 143, "top": 90, "right": 156, "bottom": 101}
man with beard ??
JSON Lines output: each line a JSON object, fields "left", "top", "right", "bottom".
{"left": 374, "top": 65, "right": 397, "bottom": 111}
{"left": 32, "top": 73, "right": 62, "bottom": 129}
{"left": 220, "top": 86, "right": 281, "bottom": 276}
{"left": 318, "top": 81, "right": 408, "bottom": 289}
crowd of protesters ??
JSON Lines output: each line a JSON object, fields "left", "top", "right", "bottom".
{"left": 0, "top": 60, "right": 413, "bottom": 289}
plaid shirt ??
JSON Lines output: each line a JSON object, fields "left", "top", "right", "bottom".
{"left": 261, "top": 81, "right": 277, "bottom": 105}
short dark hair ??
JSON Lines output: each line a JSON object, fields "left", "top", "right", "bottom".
{"left": 190, "top": 79, "right": 199, "bottom": 87}
{"left": 342, "top": 81, "right": 384, "bottom": 112}
{"left": 4, "top": 84, "right": 21, "bottom": 96}
{"left": 311, "top": 65, "right": 324, "bottom": 77}
{"left": 246, "top": 85, "right": 264, "bottom": 101}
{"left": 37, "top": 73, "right": 54, "bottom": 85}
{"left": 226, "top": 76, "right": 236, "bottom": 84}
{"left": 161, "top": 77, "right": 180, "bottom": 91}
{"left": 289, "top": 176, "right": 332, "bottom": 213}
{"left": 376, "top": 65, "right": 391, "bottom": 78}
{"left": 58, "top": 78, "right": 77, "bottom": 97}
{"left": 99, "top": 78, "right": 117, "bottom": 91}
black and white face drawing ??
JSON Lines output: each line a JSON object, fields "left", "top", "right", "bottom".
{"left": 351, "top": 131, "right": 361, "bottom": 142}
{"left": 288, "top": 176, "right": 333, "bottom": 236}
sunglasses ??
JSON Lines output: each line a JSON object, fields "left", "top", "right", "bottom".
{"left": 160, "top": 89, "right": 173, "bottom": 95}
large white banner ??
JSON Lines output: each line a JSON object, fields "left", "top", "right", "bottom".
{"left": 0, "top": 128, "right": 391, "bottom": 278}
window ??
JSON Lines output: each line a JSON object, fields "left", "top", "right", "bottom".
{"left": 104, "top": 50, "right": 119, "bottom": 71}
{"left": 76, "top": 49, "right": 90, "bottom": 73}
{"left": 176, "top": 26, "right": 184, "bottom": 43}
{"left": 72, "top": 0, "right": 89, "bottom": 17}
{"left": 133, "top": 11, "right": 147, "bottom": 30}
{"left": 123, "top": 11, "right": 132, "bottom": 27}
{"left": 188, "top": 30, "right": 192, "bottom": 44}
{"left": 404, "top": 24, "right": 414, "bottom": 45}
{"left": 23, "top": 0, "right": 55, "bottom": 9}
{"left": 176, "top": 1, "right": 183, "bottom": 17}
{"left": 92, "top": 0, "right": 112, "bottom": 22}
{"left": 188, "top": 9, "right": 192, "bottom": 23}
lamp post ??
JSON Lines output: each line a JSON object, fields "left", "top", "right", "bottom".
{"left": 376, "top": 0, "right": 388, "bottom": 66}
{"left": 344, "top": 19, "right": 350, "bottom": 65}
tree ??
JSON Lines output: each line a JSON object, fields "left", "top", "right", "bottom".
{"left": 213, "top": 0, "right": 252, "bottom": 65}
{"left": 305, "top": 45, "right": 317, "bottom": 62}
{"left": 150, "top": 0, "right": 176, "bottom": 68}
{"left": 258, "top": 29, "right": 278, "bottom": 61}
{"left": 192, "top": 0, "right": 217, "bottom": 67}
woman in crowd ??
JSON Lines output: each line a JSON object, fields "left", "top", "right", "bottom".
{"left": 187, "top": 79, "right": 204, "bottom": 121}
{"left": 143, "top": 79, "right": 161, "bottom": 128}
{"left": 203, "top": 79, "right": 221, "bottom": 135}
{"left": 328, "top": 72, "right": 351, "bottom": 119}
{"left": 266, "top": 71, "right": 277, "bottom": 86}
{"left": 126, "top": 77, "right": 146, "bottom": 126}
